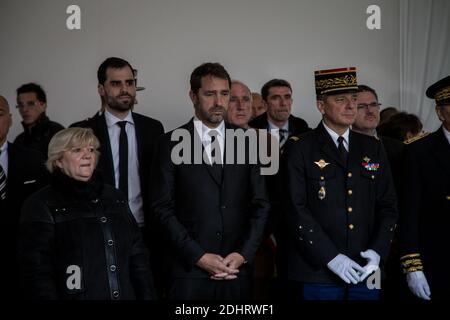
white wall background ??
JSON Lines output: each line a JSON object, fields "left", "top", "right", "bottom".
{"left": 0, "top": 0, "right": 400, "bottom": 139}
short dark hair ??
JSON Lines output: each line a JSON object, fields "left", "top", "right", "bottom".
{"left": 261, "top": 79, "right": 292, "bottom": 101}
{"left": 357, "top": 84, "right": 378, "bottom": 101}
{"left": 97, "top": 57, "right": 135, "bottom": 85}
{"left": 16, "top": 83, "right": 47, "bottom": 103}
{"left": 377, "top": 111, "right": 423, "bottom": 141}
{"left": 190, "top": 62, "right": 231, "bottom": 94}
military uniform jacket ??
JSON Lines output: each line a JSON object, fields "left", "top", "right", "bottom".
{"left": 280, "top": 122, "right": 398, "bottom": 283}
{"left": 398, "top": 127, "right": 450, "bottom": 298}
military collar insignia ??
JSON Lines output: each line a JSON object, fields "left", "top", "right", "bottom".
{"left": 314, "top": 159, "right": 330, "bottom": 170}
{"left": 362, "top": 156, "right": 379, "bottom": 171}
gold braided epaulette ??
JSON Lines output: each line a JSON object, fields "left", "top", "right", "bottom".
{"left": 404, "top": 132, "right": 431, "bottom": 145}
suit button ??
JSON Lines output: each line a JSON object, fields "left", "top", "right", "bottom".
{"left": 107, "top": 240, "right": 114, "bottom": 246}
{"left": 347, "top": 207, "right": 353, "bottom": 213}
{"left": 110, "top": 265, "right": 116, "bottom": 272}
{"left": 100, "top": 217, "right": 107, "bottom": 223}
{"left": 347, "top": 172, "right": 352, "bottom": 178}
{"left": 349, "top": 224, "right": 354, "bottom": 230}
{"left": 112, "top": 291, "right": 119, "bottom": 299}
{"left": 216, "top": 232, "right": 221, "bottom": 237}
{"left": 348, "top": 189, "right": 353, "bottom": 196}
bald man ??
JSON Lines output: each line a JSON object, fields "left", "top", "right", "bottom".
{"left": 226, "top": 80, "right": 253, "bottom": 128}
{"left": 0, "top": 95, "right": 47, "bottom": 299}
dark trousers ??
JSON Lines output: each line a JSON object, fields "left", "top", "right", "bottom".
{"left": 302, "top": 283, "right": 380, "bottom": 300}
{"left": 168, "top": 277, "right": 252, "bottom": 300}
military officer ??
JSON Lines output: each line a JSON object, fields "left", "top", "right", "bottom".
{"left": 280, "top": 67, "right": 398, "bottom": 300}
{"left": 398, "top": 75, "right": 450, "bottom": 300}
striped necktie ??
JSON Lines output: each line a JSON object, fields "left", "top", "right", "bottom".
{"left": 0, "top": 150, "right": 6, "bottom": 201}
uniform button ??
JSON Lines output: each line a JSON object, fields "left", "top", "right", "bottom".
{"left": 446, "top": 196, "right": 450, "bottom": 200}
{"left": 92, "top": 198, "right": 99, "bottom": 203}
{"left": 320, "top": 176, "right": 325, "bottom": 181}
{"left": 371, "top": 175, "right": 375, "bottom": 180}
{"left": 348, "top": 172, "right": 352, "bottom": 178}
{"left": 349, "top": 224, "right": 354, "bottom": 230}
{"left": 100, "top": 217, "right": 107, "bottom": 223}
{"left": 347, "top": 207, "right": 353, "bottom": 213}
{"left": 309, "top": 229, "right": 313, "bottom": 233}
{"left": 299, "top": 225, "right": 303, "bottom": 229}
{"left": 309, "top": 240, "right": 313, "bottom": 245}
{"left": 107, "top": 240, "right": 114, "bottom": 246}
{"left": 348, "top": 189, "right": 353, "bottom": 196}
{"left": 220, "top": 205, "right": 226, "bottom": 209}
{"left": 299, "top": 237, "right": 303, "bottom": 241}
{"left": 112, "top": 291, "right": 119, "bottom": 299}
{"left": 216, "top": 232, "right": 221, "bottom": 237}
{"left": 110, "top": 265, "right": 116, "bottom": 272}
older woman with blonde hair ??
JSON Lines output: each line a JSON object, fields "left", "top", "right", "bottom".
{"left": 18, "top": 127, "right": 155, "bottom": 300}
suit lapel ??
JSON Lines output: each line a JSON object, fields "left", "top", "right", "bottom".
{"left": 96, "top": 114, "right": 116, "bottom": 186}
{"left": 132, "top": 113, "right": 145, "bottom": 190}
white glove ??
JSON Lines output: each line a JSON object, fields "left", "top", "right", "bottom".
{"left": 359, "top": 249, "right": 380, "bottom": 281}
{"left": 327, "top": 254, "right": 365, "bottom": 284}
{"left": 406, "top": 271, "right": 431, "bottom": 300}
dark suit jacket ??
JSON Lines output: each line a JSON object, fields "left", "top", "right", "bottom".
{"left": 70, "top": 112, "right": 164, "bottom": 223}
{"left": 150, "top": 119, "right": 270, "bottom": 279}
{"left": 0, "top": 142, "right": 48, "bottom": 297}
{"left": 280, "top": 122, "right": 398, "bottom": 283}
{"left": 249, "top": 112, "right": 310, "bottom": 138}
{"left": 398, "top": 127, "right": 450, "bottom": 299}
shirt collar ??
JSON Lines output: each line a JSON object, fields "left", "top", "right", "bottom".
{"left": 105, "top": 109, "right": 134, "bottom": 128}
{"left": 268, "top": 119, "right": 289, "bottom": 132}
{"left": 0, "top": 141, "right": 8, "bottom": 154}
{"left": 322, "top": 120, "right": 350, "bottom": 145}
{"left": 193, "top": 116, "right": 225, "bottom": 141}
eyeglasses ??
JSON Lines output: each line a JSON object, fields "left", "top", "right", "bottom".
{"left": 16, "top": 101, "right": 40, "bottom": 109}
{"left": 357, "top": 102, "right": 382, "bottom": 110}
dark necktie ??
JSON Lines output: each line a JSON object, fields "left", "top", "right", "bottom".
{"left": 117, "top": 121, "right": 128, "bottom": 199}
{"left": 0, "top": 150, "right": 6, "bottom": 201}
{"left": 208, "top": 130, "right": 222, "bottom": 165}
{"left": 337, "top": 136, "right": 348, "bottom": 164}
{"left": 279, "top": 129, "right": 288, "bottom": 148}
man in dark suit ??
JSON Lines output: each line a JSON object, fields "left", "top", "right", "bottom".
{"left": 352, "top": 84, "right": 405, "bottom": 299}
{"left": 280, "top": 67, "right": 397, "bottom": 300}
{"left": 151, "top": 62, "right": 270, "bottom": 300}
{"left": 0, "top": 95, "right": 48, "bottom": 298}
{"left": 249, "top": 79, "right": 310, "bottom": 147}
{"left": 398, "top": 75, "right": 450, "bottom": 300}
{"left": 70, "top": 57, "right": 164, "bottom": 295}
{"left": 249, "top": 79, "right": 311, "bottom": 299}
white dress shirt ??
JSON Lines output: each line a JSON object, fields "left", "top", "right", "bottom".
{"left": 323, "top": 121, "right": 350, "bottom": 151}
{"left": 193, "top": 117, "right": 225, "bottom": 164}
{"left": 268, "top": 119, "right": 289, "bottom": 143}
{"left": 0, "top": 141, "right": 8, "bottom": 177}
{"left": 104, "top": 110, "right": 144, "bottom": 226}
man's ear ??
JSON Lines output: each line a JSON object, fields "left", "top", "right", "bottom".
{"left": 436, "top": 106, "right": 444, "bottom": 122}
{"left": 316, "top": 100, "right": 326, "bottom": 115}
{"left": 98, "top": 84, "right": 105, "bottom": 97}
{"left": 189, "top": 90, "right": 197, "bottom": 105}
